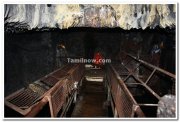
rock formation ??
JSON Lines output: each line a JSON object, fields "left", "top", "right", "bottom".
{"left": 4, "top": 4, "right": 176, "bottom": 32}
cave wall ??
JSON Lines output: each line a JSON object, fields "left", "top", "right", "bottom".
{"left": 4, "top": 29, "right": 86, "bottom": 96}
{"left": 118, "top": 29, "right": 175, "bottom": 73}
{"left": 4, "top": 28, "right": 175, "bottom": 96}
{"left": 5, "top": 32, "right": 56, "bottom": 96}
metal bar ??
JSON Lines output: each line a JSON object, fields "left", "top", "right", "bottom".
{"left": 126, "top": 53, "right": 175, "bottom": 78}
{"left": 122, "top": 61, "right": 141, "bottom": 75}
{"left": 60, "top": 90, "right": 76, "bottom": 117}
{"left": 110, "top": 64, "right": 138, "bottom": 104}
{"left": 122, "top": 57, "right": 132, "bottom": 66}
{"left": 145, "top": 69, "right": 156, "bottom": 84}
{"left": 119, "top": 53, "right": 164, "bottom": 100}
{"left": 123, "top": 74, "right": 131, "bottom": 81}
{"left": 138, "top": 104, "right": 158, "bottom": 106}
{"left": 134, "top": 105, "right": 145, "bottom": 117}
{"left": 125, "top": 83, "right": 142, "bottom": 85}
{"left": 114, "top": 108, "right": 118, "bottom": 117}
{"left": 110, "top": 93, "right": 115, "bottom": 116}
{"left": 46, "top": 63, "right": 70, "bottom": 77}
{"left": 132, "top": 74, "right": 161, "bottom": 100}
{"left": 108, "top": 51, "right": 175, "bottom": 117}
{"left": 5, "top": 64, "right": 85, "bottom": 117}
{"left": 117, "top": 61, "right": 161, "bottom": 100}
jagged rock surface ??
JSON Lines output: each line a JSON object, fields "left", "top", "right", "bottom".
{"left": 4, "top": 4, "right": 176, "bottom": 31}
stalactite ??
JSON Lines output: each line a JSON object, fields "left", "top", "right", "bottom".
{"left": 4, "top": 4, "right": 176, "bottom": 32}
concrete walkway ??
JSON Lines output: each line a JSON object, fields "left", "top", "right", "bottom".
{"left": 71, "top": 79, "right": 108, "bottom": 117}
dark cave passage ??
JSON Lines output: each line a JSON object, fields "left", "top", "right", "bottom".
{"left": 3, "top": 3, "right": 177, "bottom": 119}
{"left": 4, "top": 27, "right": 176, "bottom": 118}
{"left": 5, "top": 27, "right": 175, "bottom": 96}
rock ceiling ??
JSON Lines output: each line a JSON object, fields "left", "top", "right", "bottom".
{"left": 4, "top": 4, "right": 176, "bottom": 31}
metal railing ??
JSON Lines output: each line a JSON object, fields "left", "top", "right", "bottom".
{"left": 106, "top": 52, "right": 175, "bottom": 117}
{"left": 5, "top": 63, "right": 85, "bottom": 117}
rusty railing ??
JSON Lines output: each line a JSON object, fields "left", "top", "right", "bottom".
{"left": 5, "top": 63, "right": 85, "bottom": 117}
{"left": 106, "top": 52, "right": 175, "bottom": 117}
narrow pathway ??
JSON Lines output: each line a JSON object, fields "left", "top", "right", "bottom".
{"left": 71, "top": 78, "right": 108, "bottom": 117}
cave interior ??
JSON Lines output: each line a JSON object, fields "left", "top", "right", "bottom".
{"left": 4, "top": 4, "right": 176, "bottom": 118}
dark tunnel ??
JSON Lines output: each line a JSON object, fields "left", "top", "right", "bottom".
{"left": 5, "top": 27, "right": 175, "bottom": 96}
